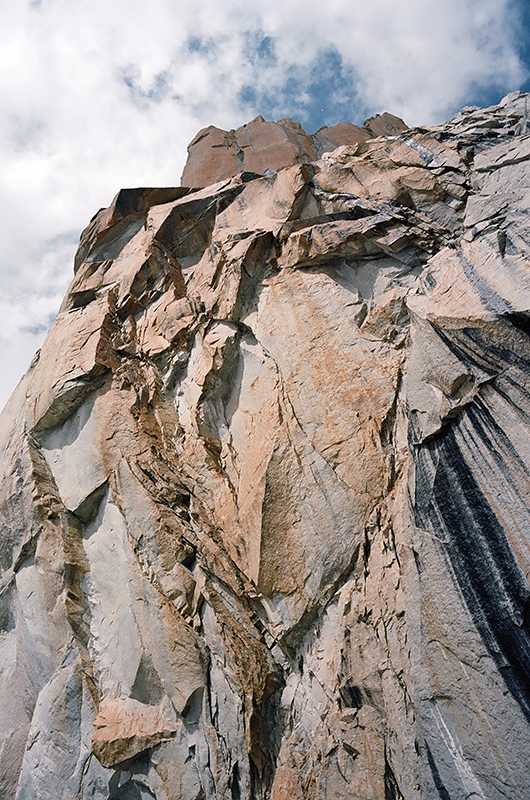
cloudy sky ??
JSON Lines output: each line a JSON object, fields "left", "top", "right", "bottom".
{"left": 1, "top": 0, "right": 529, "bottom": 409}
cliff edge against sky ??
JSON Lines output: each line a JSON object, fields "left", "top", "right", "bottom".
{"left": 1, "top": 93, "right": 530, "bottom": 800}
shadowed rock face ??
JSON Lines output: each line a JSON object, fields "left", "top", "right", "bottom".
{"left": 1, "top": 92, "right": 530, "bottom": 800}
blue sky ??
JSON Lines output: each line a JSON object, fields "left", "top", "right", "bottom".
{"left": 0, "top": 0, "right": 529, "bottom": 409}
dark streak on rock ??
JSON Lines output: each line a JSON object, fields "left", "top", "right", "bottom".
{"left": 413, "top": 393, "right": 530, "bottom": 721}
{"left": 434, "top": 323, "right": 530, "bottom": 378}
{"left": 425, "top": 741, "right": 453, "bottom": 800}
{"left": 384, "top": 744, "right": 405, "bottom": 800}
{"left": 505, "top": 312, "right": 530, "bottom": 337}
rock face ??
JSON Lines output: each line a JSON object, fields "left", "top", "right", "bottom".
{"left": 180, "top": 112, "right": 406, "bottom": 188}
{"left": 1, "top": 92, "right": 530, "bottom": 799}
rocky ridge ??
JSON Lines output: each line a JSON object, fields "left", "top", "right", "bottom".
{"left": 1, "top": 92, "right": 530, "bottom": 799}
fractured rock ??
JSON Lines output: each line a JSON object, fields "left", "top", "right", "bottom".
{"left": 181, "top": 112, "right": 407, "bottom": 188}
{"left": 1, "top": 92, "right": 530, "bottom": 800}
{"left": 92, "top": 698, "right": 179, "bottom": 768}
{"left": 180, "top": 116, "right": 317, "bottom": 188}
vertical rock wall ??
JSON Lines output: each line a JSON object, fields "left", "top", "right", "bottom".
{"left": 1, "top": 93, "right": 530, "bottom": 799}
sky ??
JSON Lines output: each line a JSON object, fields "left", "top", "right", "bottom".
{"left": 1, "top": 0, "right": 529, "bottom": 410}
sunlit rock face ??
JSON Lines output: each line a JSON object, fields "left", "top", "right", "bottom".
{"left": 1, "top": 93, "right": 530, "bottom": 800}
{"left": 180, "top": 112, "right": 406, "bottom": 188}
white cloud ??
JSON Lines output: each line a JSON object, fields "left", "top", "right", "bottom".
{"left": 0, "top": 0, "right": 525, "bottom": 409}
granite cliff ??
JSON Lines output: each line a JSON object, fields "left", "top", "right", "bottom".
{"left": 1, "top": 93, "right": 530, "bottom": 800}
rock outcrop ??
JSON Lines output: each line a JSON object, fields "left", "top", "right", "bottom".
{"left": 1, "top": 92, "right": 530, "bottom": 799}
{"left": 180, "top": 112, "right": 407, "bottom": 188}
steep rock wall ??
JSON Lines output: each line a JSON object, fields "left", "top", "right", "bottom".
{"left": 1, "top": 93, "right": 530, "bottom": 800}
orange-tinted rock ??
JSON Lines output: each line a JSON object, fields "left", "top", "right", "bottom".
{"left": 181, "top": 115, "right": 316, "bottom": 188}
{"left": 181, "top": 114, "right": 407, "bottom": 189}
{"left": 313, "top": 121, "right": 372, "bottom": 156}
{"left": 238, "top": 116, "right": 315, "bottom": 174}
{"left": 180, "top": 125, "right": 241, "bottom": 190}
{"left": 364, "top": 111, "right": 408, "bottom": 137}
{"left": 92, "top": 698, "right": 178, "bottom": 768}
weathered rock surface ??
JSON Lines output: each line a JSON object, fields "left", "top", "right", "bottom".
{"left": 180, "top": 112, "right": 406, "bottom": 188}
{"left": 1, "top": 92, "right": 530, "bottom": 799}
